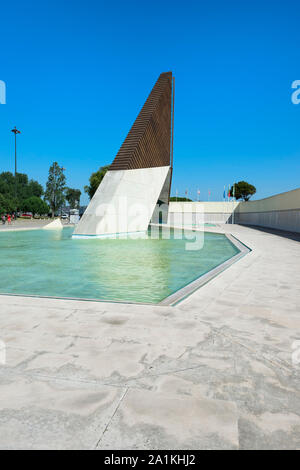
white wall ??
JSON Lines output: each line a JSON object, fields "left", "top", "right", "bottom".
{"left": 168, "top": 189, "right": 300, "bottom": 233}
{"left": 235, "top": 188, "right": 300, "bottom": 233}
{"left": 168, "top": 201, "right": 239, "bottom": 225}
{"left": 73, "top": 166, "right": 170, "bottom": 237}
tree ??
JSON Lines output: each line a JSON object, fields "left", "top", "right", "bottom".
{"left": 0, "top": 194, "right": 15, "bottom": 215}
{"left": 170, "top": 196, "right": 193, "bottom": 202}
{"left": 0, "top": 172, "right": 15, "bottom": 196}
{"left": 66, "top": 188, "right": 81, "bottom": 209}
{"left": 0, "top": 171, "right": 43, "bottom": 211}
{"left": 27, "top": 180, "right": 43, "bottom": 198}
{"left": 22, "top": 196, "right": 49, "bottom": 216}
{"left": 44, "top": 162, "right": 66, "bottom": 217}
{"left": 231, "top": 181, "right": 256, "bottom": 201}
{"left": 84, "top": 165, "right": 109, "bottom": 200}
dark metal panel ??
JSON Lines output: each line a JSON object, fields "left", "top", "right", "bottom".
{"left": 109, "top": 72, "right": 172, "bottom": 171}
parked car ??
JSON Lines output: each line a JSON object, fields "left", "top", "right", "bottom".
{"left": 61, "top": 213, "right": 69, "bottom": 219}
{"left": 21, "top": 212, "right": 33, "bottom": 219}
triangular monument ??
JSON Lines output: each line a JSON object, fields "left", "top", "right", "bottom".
{"left": 73, "top": 72, "right": 174, "bottom": 238}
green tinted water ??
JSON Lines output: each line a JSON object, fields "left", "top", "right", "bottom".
{"left": 0, "top": 227, "right": 239, "bottom": 303}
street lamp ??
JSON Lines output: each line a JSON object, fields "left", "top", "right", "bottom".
{"left": 11, "top": 126, "right": 21, "bottom": 176}
{"left": 11, "top": 126, "right": 21, "bottom": 216}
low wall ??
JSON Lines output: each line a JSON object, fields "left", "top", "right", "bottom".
{"left": 168, "top": 202, "right": 239, "bottom": 225}
{"left": 235, "top": 188, "right": 300, "bottom": 233}
{"left": 168, "top": 189, "right": 300, "bottom": 233}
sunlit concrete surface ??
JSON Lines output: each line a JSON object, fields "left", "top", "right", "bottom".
{"left": 0, "top": 219, "right": 50, "bottom": 232}
{"left": 0, "top": 219, "right": 70, "bottom": 232}
{"left": 73, "top": 166, "right": 170, "bottom": 237}
{"left": 42, "top": 218, "right": 63, "bottom": 230}
{"left": 0, "top": 224, "right": 299, "bottom": 449}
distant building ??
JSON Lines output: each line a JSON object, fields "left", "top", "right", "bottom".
{"left": 70, "top": 209, "right": 80, "bottom": 224}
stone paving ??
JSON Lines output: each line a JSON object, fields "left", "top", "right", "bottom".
{"left": 0, "top": 224, "right": 299, "bottom": 449}
{"left": 0, "top": 218, "right": 70, "bottom": 232}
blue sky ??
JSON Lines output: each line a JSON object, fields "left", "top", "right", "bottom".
{"left": 0, "top": 0, "right": 299, "bottom": 204}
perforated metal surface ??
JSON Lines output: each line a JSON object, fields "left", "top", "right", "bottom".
{"left": 109, "top": 72, "right": 172, "bottom": 171}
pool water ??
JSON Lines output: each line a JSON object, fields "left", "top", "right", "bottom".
{"left": 0, "top": 227, "right": 239, "bottom": 304}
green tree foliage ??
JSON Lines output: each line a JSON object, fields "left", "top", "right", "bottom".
{"left": 231, "top": 181, "right": 256, "bottom": 201}
{"left": 0, "top": 194, "right": 15, "bottom": 214}
{"left": 169, "top": 196, "right": 193, "bottom": 202}
{"left": 84, "top": 165, "right": 109, "bottom": 200}
{"left": 27, "top": 180, "right": 43, "bottom": 198}
{"left": 0, "top": 171, "right": 44, "bottom": 212}
{"left": 22, "top": 196, "right": 49, "bottom": 216}
{"left": 66, "top": 188, "right": 81, "bottom": 209}
{"left": 44, "top": 162, "right": 66, "bottom": 217}
{"left": 0, "top": 172, "right": 15, "bottom": 196}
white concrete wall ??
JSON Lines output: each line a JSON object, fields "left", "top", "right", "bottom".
{"left": 168, "top": 201, "right": 239, "bottom": 225}
{"left": 235, "top": 188, "right": 300, "bottom": 233}
{"left": 43, "top": 219, "right": 63, "bottom": 230}
{"left": 236, "top": 188, "right": 300, "bottom": 213}
{"left": 168, "top": 189, "right": 300, "bottom": 233}
{"left": 73, "top": 166, "right": 170, "bottom": 237}
{"left": 151, "top": 168, "right": 172, "bottom": 224}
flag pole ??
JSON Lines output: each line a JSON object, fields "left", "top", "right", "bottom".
{"left": 232, "top": 183, "right": 235, "bottom": 225}
{"left": 223, "top": 185, "right": 226, "bottom": 224}
{"left": 11, "top": 126, "right": 21, "bottom": 213}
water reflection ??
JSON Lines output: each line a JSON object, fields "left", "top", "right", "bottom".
{"left": 0, "top": 227, "right": 239, "bottom": 303}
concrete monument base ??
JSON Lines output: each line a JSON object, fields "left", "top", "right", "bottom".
{"left": 73, "top": 166, "right": 171, "bottom": 238}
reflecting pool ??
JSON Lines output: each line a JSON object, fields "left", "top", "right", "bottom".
{"left": 0, "top": 227, "right": 239, "bottom": 303}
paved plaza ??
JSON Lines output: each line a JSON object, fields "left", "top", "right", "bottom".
{"left": 0, "top": 224, "right": 299, "bottom": 449}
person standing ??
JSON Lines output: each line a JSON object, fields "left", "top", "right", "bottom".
{"left": 1, "top": 215, "right": 5, "bottom": 225}
{"left": 7, "top": 214, "right": 11, "bottom": 225}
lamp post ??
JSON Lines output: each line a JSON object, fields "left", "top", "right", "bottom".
{"left": 11, "top": 126, "right": 21, "bottom": 216}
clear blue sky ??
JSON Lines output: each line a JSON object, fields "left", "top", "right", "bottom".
{"left": 0, "top": 0, "right": 299, "bottom": 204}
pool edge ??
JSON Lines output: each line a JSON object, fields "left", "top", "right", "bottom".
{"left": 0, "top": 227, "right": 250, "bottom": 308}
{"left": 158, "top": 232, "right": 251, "bottom": 306}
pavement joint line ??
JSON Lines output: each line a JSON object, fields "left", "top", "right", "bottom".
{"left": 94, "top": 387, "right": 129, "bottom": 449}
{"left": 2, "top": 320, "right": 298, "bottom": 385}
{"left": 3, "top": 299, "right": 298, "bottom": 377}
{"left": 1, "top": 224, "right": 300, "bottom": 449}
{"left": 0, "top": 367, "right": 130, "bottom": 389}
